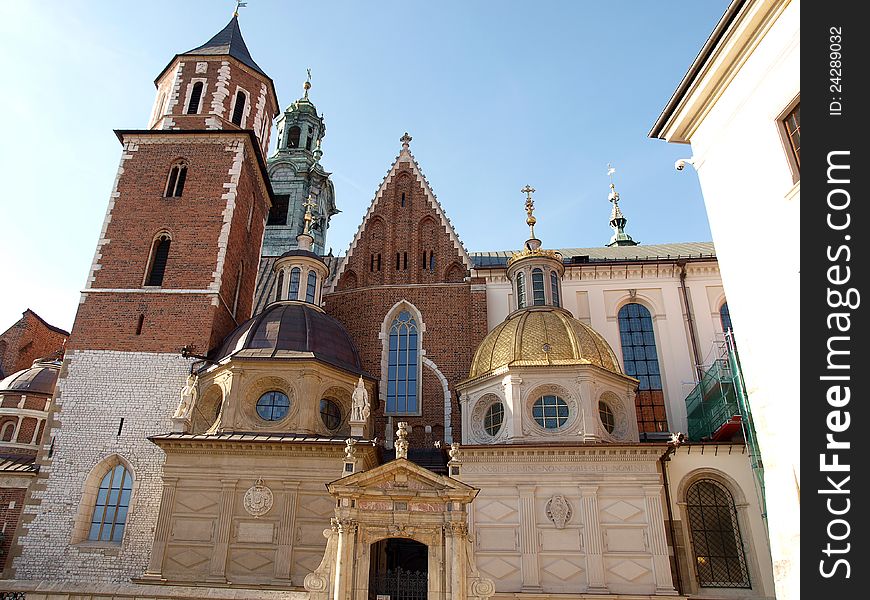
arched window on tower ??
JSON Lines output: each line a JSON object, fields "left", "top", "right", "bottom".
{"left": 88, "top": 463, "right": 133, "bottom": 543}
{"left": 187, "top": 82, "right": 204, "bottom": 114}
{"left": 720, "top": 302, "right": 733, "bottom": 334}
{"left": 305, "top": 270, "right": 317, "bottom": 303}
{"left": 550, "top": 270, "right": 561, "bottom": 308}
{"left": 164, "top": 162, "right": 188, "bottom": 197}
{"left": 288, "top": 267, "right": 301, "bottom": 300}
{"left": 275, "top": 270, "right": 285, "bottom": 302}
{"left": 516, "top": 272, "right": 527, "bottom": 309}
{"left": 288, "top": 126, "right": 301, "bottom": 148}
{"left": 386, "top": 309, "right": 420, "bottom": 415}
{"left": 618, "top": 302, "right": 668, "bottom": 433}
{"left": 531, "top": 268, "right": 546, "bottom": 305}
{"left": 145, "top": 234, "right": 171, "bottom": 287}
{"left": 686, "top": 479, "right": 751, "bottom": 588}
{"left": 231, "top": 90, "right": 247, "bottom": 126}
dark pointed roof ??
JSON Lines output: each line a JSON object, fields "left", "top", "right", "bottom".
{"left": 184, "top": 15, "right": 266, "bottom": 77}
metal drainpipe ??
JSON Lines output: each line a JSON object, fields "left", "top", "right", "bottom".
{"left": 678, "top": 261, "right": 705, "bottom": 382}
{"left": 660, "top": 436, "right": 685, "bottom": 595}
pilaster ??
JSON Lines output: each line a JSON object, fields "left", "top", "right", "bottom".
{"left": 580, "top": 485, "right": 608, "bottom": 593}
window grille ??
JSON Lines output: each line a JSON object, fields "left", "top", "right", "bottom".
{"left": 618, "top": 303, "right": 668, "bottom": 432}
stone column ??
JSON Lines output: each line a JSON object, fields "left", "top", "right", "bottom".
{"left": 333, "top": 519, "right": 357, "bottom": 600}
{"left": 448, "top": 522, "right": 468, "bottom": 600}
{"left": 274, "top": 481, "right": 300, "bottom": 582}
{"left": 643, "top": 485, "right": 677, "bottom": 595}
{"left": 517, "top": 485, "right": 541, "bottom": 591}
{"left": 208, "top": 478, "right": 238, "bottom": 581}
{"left": 580, "top": 485, "right": 607, "bottom": 593}
{"left": 143, "top": 476, "right": 178, "bottom": 579}
{"left": 503, "top": 375, "right": 523, "bottom": 439}
{"left": 575, "top": 373, "right": 598, "bottom": 441}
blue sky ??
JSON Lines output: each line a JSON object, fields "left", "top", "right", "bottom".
{"left": 0, "top": 0, "right": 728, "bottom": 332}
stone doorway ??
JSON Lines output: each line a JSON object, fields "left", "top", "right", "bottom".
{"left": 368, "top": 538, "right": 428, "bottom": 600}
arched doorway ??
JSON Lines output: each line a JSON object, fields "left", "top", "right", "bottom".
{"left": 369, "top": 538, "right": 428, "bottom": 600}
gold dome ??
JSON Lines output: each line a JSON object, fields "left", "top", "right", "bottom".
{"left": 468, "top": 306, "right": 622, "bottom": 380}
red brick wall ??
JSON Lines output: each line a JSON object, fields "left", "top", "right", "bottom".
{"left": 0, "top": 311, "right": 67, "bottom": 376}
{"left": 71, "top": 135, "right": 268, "bottom": 355}
{"left": 0, "top": 487, "right": 26, "bottom": 572}
{"left": 325, "top": 159, "right": 488, "bottom": 444}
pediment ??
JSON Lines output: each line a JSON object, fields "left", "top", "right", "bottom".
{"left": 328, "top": 458, "right": 477, "bottom": 501}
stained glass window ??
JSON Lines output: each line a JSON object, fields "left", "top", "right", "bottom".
{"left": 386, "top": 310, "right": 419, "bottom": 414}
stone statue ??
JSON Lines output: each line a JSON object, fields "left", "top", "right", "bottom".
{"left": 174, "top": 373, "right": 197, "bottom": 420}
{"left": 344, "top": 438, "right": 357, "bottom": 461}
{"left": 448, "top": 441, "right": 461, "bottom": 462}
{"left": 351, "top": 376, "right": 369, "bottom": 421}
{"left": 395, "top": 422, "right": 409, "bottom": 459}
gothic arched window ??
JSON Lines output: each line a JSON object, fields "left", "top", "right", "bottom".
{"left": 531, "top": 268, "right": 545, "bottom": 305}
{"left": 89, "top": 463, "right": 133, "bottom": 543}
{"left": 618, "top": 302, "right": 667, "bottom": 433}
{"left": 231, "top": 90, "right": 247, "bottom": 126}
{"left": 386, "top": 309, "right": 420, "bottom": 415}
{"left": 187, "top": 81, "right": 203, "bottom": 114}
{"left": 164, "top": 162, "right": 187, "bottom": 197}
{"left": 288, "top": 126, "right": 301, "bottom": 148}
{"left": 516, "top": 272, "right": 527, "bottom": 309}
{"left": 686, "top": 479, "right": 751, "bottom": 588}
{"left": 288, "top": 267, "right": 301, "bottom": 300}
{"left": 550, "top": 270, "right": 561, "bottom": 307}
{"left": 720, "top": 302, "right": 733, "bottom": 334}
{"left": 145, "top": 234, "right": 171, "bottom": 287}
{"left": 305, "top": 270, "right": 317, "bottom": 303}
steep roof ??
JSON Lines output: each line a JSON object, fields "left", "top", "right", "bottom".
{"left": 184, "top": 15, "right": 266, "bottom": 77}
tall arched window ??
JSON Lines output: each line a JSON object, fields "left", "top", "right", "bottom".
{"left": 89, "top": 463, "right": 133, "bottom": 543}
{"left": 145, "top": 234, "right": 171, "bottom": 287}
{"left": 231, "top": 90, "right": 247, "bottom": 126}
{"left": 288, "top": 126, "right": 301, "bottom": 148}
{"left": 550, "top": 271, "right": 561, "bottom": 307}
{"left": 516, "top": 272, "right": 527, "bottom": 309}
{"left": 686, "top": 479, "right": 751, "bottom": 588}
{"left": 1, "top": 422, "right": 14, "bottom": 442}
{"left": 305, "top": 270, "right": 317, "bottom": 303}
{"left": 618, "top": 302, "right": 667, "bottom": 432}
{"left": 275, "top": 270, "right": 284, "bottom": 302}
{"left": 187, "top": 81, "right": 203, "bottom": 114}
{"left": 386, "top": 309, "right": 420, "bottom": 415}
{"left": 531, "top": 268, "right": 545, "bottom": 305}
{"left": 720, "top": 302, "right": 733, "bottom": 334}
{"left": 288, "top": 267, "right": 301, "bottom": 300}
{"left": 164, "top": 162, "right": 187, "bottom": 197}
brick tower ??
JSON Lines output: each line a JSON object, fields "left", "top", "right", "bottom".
{"left": 11, "top": 16, "right": 278, "bottom": 582}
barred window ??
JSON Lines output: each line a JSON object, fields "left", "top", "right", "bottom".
{"left": 88, "top": 464, "right": 133, "bottom": 543}
{"left": 618, "top": 303, "right": 668, "bottom": 433}
{"left": 484, "top": 402, "right": 504, "bottom": 437}
{"left": 386, "top": 310, "right": 419, "bottom": 415}
{"left": 686, "top": 479, "right": 751, "bottom": 588}
{"left": 516, "top": 272, "right": 527, "bottom": 309}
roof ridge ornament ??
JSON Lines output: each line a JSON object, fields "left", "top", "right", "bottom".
{"left": 605, "top": 163, "right": 638, "bottom": 247}
{"left": 400, "top": 132, "right": 412, "bottom": 152}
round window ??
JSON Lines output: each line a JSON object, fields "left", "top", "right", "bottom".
{"left": 484, "top": 401, "right": 504, "bottom": 437}
{"left": 320, "top": 398, "right": 342, "bottom": 430}
{"left": 532, "top": 395, "right": 569, "bottom": 429}
{"left": 256, "top": 391, "right": 290, "bottom": 421}
{"left": 599, "top": 401, "right": 615, "bottom": 433}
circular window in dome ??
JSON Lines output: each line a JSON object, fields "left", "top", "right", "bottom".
{"left": 533, "top": 395, "right": 569, "bottom": 429}
{"left": 256, "top": 391, "right": 290, "bottom": 421}
{"left": 320, "top": 398, "right": 342, "bottom": 430}
{"left": 599, "top": 401, "right": 615, "bottom": 434}
{"left": 484, "top": 401, "right": 504, "bottom": 437}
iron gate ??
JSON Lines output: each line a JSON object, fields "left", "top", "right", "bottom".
{"left": 371, "top": 566, "right": 427, "bottom": 600}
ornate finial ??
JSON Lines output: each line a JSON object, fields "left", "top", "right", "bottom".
{"left": 521, "top": 185, "right": 537, "bottom": 239}
{"left": 607, "top": 163, "right": 620, "bottom": 205}
{"left": 302, "top": 193, "right": 318, "bottom": 235}
{"left": 605, "top": 163, "right": 637, "bottom": 247}
{"left": 303, "top": 68, "right": 312, "bottom": 99}
{"left": 313, "top": 137, "right": 323, "bottom": 162}
{"left": 233, "top": 1, "right": 248, "bottom": 17}
{"left": 400, "top": 132, "right": 412, "bottom": 151}
{"left": 448, "top": 441, "right": 461, "bottom": 462}
{"left": 395, "top": 422, "right": 409, "bottom": 460}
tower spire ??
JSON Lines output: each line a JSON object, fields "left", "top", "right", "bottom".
{"left": 605, "top": 164, "right": 638, "bottom": 247}
{"left": 521, "top": 185, "right": 542, "bottom": 251}
{"left": 303, "top": 68, "right": 312, "bottom": 99}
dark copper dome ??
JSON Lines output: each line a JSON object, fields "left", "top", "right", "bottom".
{"left": 0, "top": 360, "right": 61, "bottom": 396}
{"left": 213, "top": 301, "right": 362, "bottom": 374}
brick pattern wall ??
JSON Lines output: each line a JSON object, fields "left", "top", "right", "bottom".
{"left": 72, "top": 135, "right": 268, "bottom": 355}
{"left": 325, "top": 157, "right": 487, "bottom": 445}
{"left": 0, "top": 487, "right": 26, "bottom": 572}
{"left": 12, "top": 350, "right": 191, "bottom": 583}
{"left": 0, "top": 311, "right": 67, "bottom": 376}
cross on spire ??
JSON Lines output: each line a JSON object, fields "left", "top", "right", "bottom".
{"left": 303, "top": 68, "right": 312, "bottom": 98}
{"left": 521, "top": 185, "right": 537, "bottom": 239}
{"left": 400, "top": 132, "right": 412, "bottom": 151}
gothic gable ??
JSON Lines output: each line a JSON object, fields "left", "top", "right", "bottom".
{"left": 330, "top": 136, "right": 473, "bottom": 291}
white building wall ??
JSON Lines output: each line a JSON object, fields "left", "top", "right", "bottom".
{"left": 14, "top": 350, "right": 190, "bottom": 582}
{"left": 676, "top": 2, "right": 800, "bottom": 595}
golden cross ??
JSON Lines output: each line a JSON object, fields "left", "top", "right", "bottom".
{"left": 521, "top": 185, "right": 537, "bottom": 238}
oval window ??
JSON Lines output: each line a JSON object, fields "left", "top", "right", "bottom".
{"left": 532, "top": 395, "right": 569, "bottom": 429}
{"left": 599, "top": 401, "right": 615, "bottom": 433}
{"left": 484, "top": 401, "right": 504, "bottom": 437}
{"left": 256, "top": 391, "right": 290, "bottom": 421}
{"left": 320, "top": 398, "right": 342, "bottom": 430}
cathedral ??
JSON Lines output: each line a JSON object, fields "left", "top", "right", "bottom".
{"left": 0, "top": 14, "right": 775, "bottom": 600}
